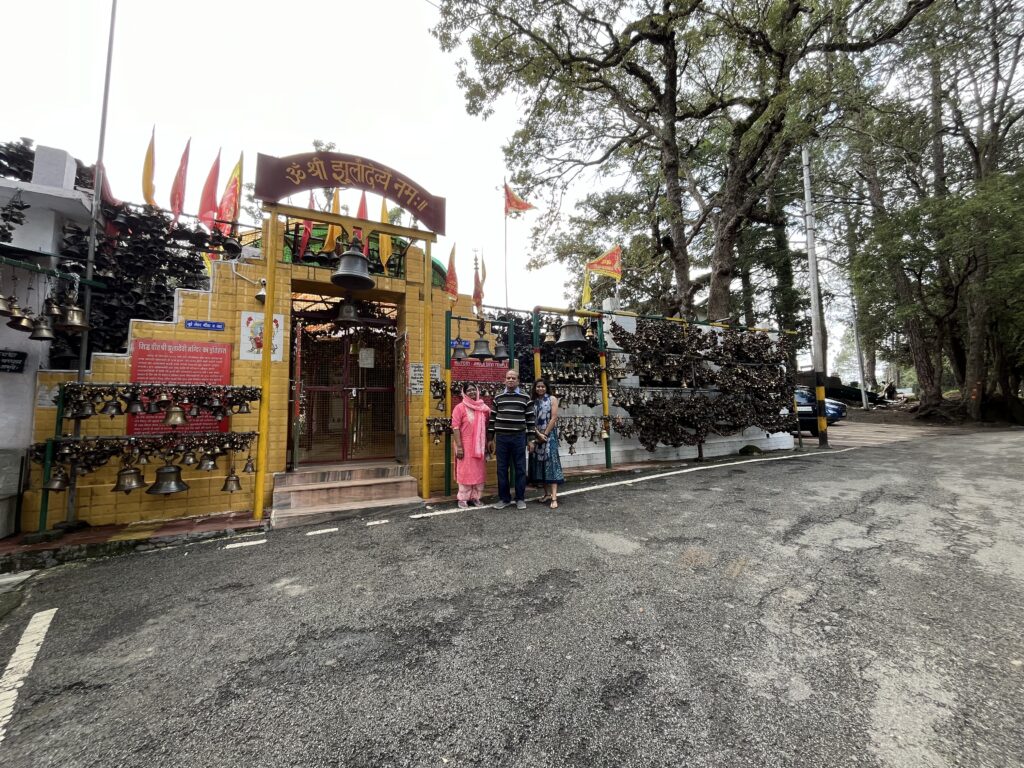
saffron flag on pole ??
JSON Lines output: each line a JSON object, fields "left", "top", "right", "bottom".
{"left": 169, "top": 138, "right": 191, "bottom": 222}
{"left": 504, "top": 182, "right": 534, "bottom": 216}
{"left": 215, "top": 152, "right": 243, "bottom": 236}
{"left": 141, "top": 127, "right": 157, "bottom": 207}
{"left": 473, "top": 259, "right": 483, "bottom": 312}
{"left": 297, "top": 190, "right": 314, "bottom": 261}
{"left": 378, "top": 197, "right": 392, "bottom": 270}
{"left": 580, "top": 270, "right": 592, "bottom": 307}
{"left": 586, "top": 245, "right": 623, "bottom": 280}
{"left": 355, "top": 191, "right": 369, "bottom": 256}
{"left": 322, "top": 188, "right": 341, "bottom": 254}
{"left": 198, "top": 149, "right": 221, "bottom": 230}
{"left": 444, "top": 244, "right": 458, "bottom": 302}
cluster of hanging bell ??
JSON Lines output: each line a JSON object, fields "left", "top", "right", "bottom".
{"left": 0, "top": 291, "right": 88, "bottom": 341}
{"left": 44, "top": 453, "right": 255, "bottom": 496}
{"left": 452, "top": 320, "right": 510, "bottom": 362}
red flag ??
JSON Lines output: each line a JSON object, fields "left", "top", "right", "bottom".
{"left": 215, "top": 153, "right": 242, "bottom": 236}
{"left": 586, "top": 245, "right": 623, "bottom": 280}
{"left": 169, "top": 138, "right": 191, "bottom": 222}
{"left": 298, "top": 190, "right": 314, "bottom": 260}
{"left": 444, "top": 244, "right": 458, "bottom": 301}
{"left": 355, "top": 191, "right": 369, "bottom": 255}
{"left": 504, "top": 182, "right": 534, "bottom": 216}
{"left": 198, "top": 150, "right": 221, "bottom": 230}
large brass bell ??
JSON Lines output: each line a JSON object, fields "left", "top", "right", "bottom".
{"left": 56, "top": 303, "right": 89, "bottom": 332}
{"left": 492, "top": 342, "right": 510, "bottom": 361}
{"left": 221, "top": 468, "right": 242, "bottom": 493}
{"left": 7, "top": 308, "right": 33, "bottom": 332}
{"left": 556, "top": 314, "right": 588, "bottom": 349}
{"left": 330, "top": 236, "right": 375, "bottom": 290}
{"left": 43, "top": 466, "right": 69, "bottom": 492}
{"left": 100, "top": 398, "right": 125, "bottom": 418}
{"left": 29, "top": 315, "right": 56, "bottom": 341}
{"left": 111, "top": 465, "right": 147, "bottom": 495}
{"left": 162, "top": 405, "right": 188, "bottom": 428}
{"left": 146, "top": 462, "right": 189, "bottom": 495}
{"left": 470, "top": 335, "right": 492, "bottom": 359}
{"left": 0, "top": 293, "right": 11, "bottom": 317}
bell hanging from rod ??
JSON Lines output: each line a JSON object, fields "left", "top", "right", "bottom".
{"left": 555, "top": 313, "right": 588, "bottom": 349}
{"left": 0, "top": 292, "right": 12, "bottom": 317}
{"left": 221, "top": 467, "right": 242, "bottom": 493}
{"left": 492, "top": 341, "right": 509, "bottom": 361}
{"left": 43, "top": 466, "right": 69, "bottom": 492}
{"left": 146, "top": 461, "right": 189, "bottom": 495}
{"left": 162, "top": 405, "right": 188, "bottom": 428}
{"left": 330, "top": 235, "right": 375, "bottom": 290}
{"left": 470, "top": 327, "right": 492, "bottom": 360}
{"left": 56, "top": 302, "right": 90, "bottom": 333}
{"left": 111, "top": 464, "right": 147, "bottom": 495}
{"left": 29, "top": 315, "right": 56, "bottom": 340}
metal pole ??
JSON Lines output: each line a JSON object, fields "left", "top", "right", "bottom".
{"left": 503, "top": 178, "right": 509, "bottom": 309}
{"left": 851, "top": 298, "right": 870, "bottom": 411}
{"left": 532, "top": 309, "right": 542, "bottom": 381}
{"left": 68, "top": 0, "right": 118, "bottom": 525}
{"left": 444, "top": 309, "right": 452, "bottom": 496}
{"left": 421, "top": 242, "right": 433, "bottom": 499}
{"left": 597, "top": 319, "right": 612, "bottom": 469}
{"left": 801, "top": 146, "right": 829, "bottom": 448}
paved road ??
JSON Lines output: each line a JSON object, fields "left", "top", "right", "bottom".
{"left": 1, "top": 429, "right": 1022, "bottom": 767}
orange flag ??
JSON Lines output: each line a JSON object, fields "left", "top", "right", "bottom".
{"left": 586, "top": 245, "right": 623, "bottom": 280}
{"left": 444, "top": 244, "right": 458, "bottom": 301}
{"left": 141, "top": 127, "right": 157, "bottom": 207}
{"left": 378, "top": 196, "right": 392, "bottom": 269}
{"left": 297, "top": 190, "right": 314, "bottom": 261}
{"left": 504, "top": 182, "right": 534, "bottom": 216}
{"left": 215, "top": 153, "right": 243, "bottom": 236}
{"left": 355, "top": 191, "right": 369, "bottom": 256}
{"left": 169, "top": 138, "right": 191, "bottom": 222}
{"left": 198, "top": 150, "right": 221, "bottom": 230}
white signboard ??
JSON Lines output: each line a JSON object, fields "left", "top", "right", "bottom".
{"left": 408, "top": 362, "right": 441, "bottom": 395}
{"left": 239, "top": 312, "right": 285, "bottom": 362}
{"left": 359, "top": 348, "right": 375, "bottom": 369}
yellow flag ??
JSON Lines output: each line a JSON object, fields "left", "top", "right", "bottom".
{"left": 142, "top": 127, "right": 157, "bottom": 207}
{"left": 322, "top": 189, "right": 341, "bottom": 254}
{"left": 378, "top": 197, "right": 392, "bottom": 269}
{"left": 581, "top": 268, "right": 592, "bottom": 307}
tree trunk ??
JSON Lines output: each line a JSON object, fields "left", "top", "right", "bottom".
{"left": 865, "top": 343, "right": 878, "bottom": 389}
{"left": 707, "top": 196, "right": 742, "bottom": 322}
{"left": 658, "top": 30, "right": 691, "bottom": 317}
{"left": 766, "top": 188, "right": 799, "bottom": 370}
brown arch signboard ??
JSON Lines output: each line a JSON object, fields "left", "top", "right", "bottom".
{"left": 255, "top": 152, "right": 446, "bottom": 235}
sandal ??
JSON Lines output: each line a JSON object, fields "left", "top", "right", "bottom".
{"left": 536, "top": 495, "right": 551, "bottom": 504}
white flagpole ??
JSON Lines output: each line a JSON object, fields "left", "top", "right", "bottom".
{"left": 503, "top": 178, "right": 509, "bottom": 309}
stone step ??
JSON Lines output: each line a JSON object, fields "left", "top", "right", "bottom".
{"left": 272, "top": 475, "right": 420, "bottom": 510}
{"left": 269, "top": 496, "right": 424, "bottom": 530}
{"left": 273, "top": 462, "right": 410, "bottom": 487}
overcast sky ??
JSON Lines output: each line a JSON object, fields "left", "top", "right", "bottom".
{"left": 1, "top": 0, "right": 570, "bottom": 310}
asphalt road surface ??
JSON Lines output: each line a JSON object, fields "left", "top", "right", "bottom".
{"left": 1, "top": 429, "right": 1022, "bottom": 767}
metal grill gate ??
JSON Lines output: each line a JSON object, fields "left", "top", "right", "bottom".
{"left": 294, "top": 325, "right": 397, "bottom": 464}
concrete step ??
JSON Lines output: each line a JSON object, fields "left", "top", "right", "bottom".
{"left": 272, "top": 475, "right": 420, "bottom": 510}
{"left": 273, "top": 461, "right": 409, "bottom": 487}
{"left": 269, "top": 496, "right": 424, "bottom": 530}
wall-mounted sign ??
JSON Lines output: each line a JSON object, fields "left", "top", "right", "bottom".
{"left": 184, "top": 320, "right": 225, "bottom": 331}
{"left": 0, "top": 349, "right": 27, "bottom": 374}
{"left": 358, "top": 348, "right": 375, "bottom": 369}
{"left": 239, "top": 312, "right": 285, "bottom": 362}
{"left": 128, "top": 339, "right": 232, "bottom": 435}
{"left": 451, "top": 359, "right": 510, "bottom": 383}
{"left": 255, "top": 151, "right": 447, "bottom": 235}
{"left": 408, "top": 362, "right": 441, "bottom": 396}
{"left": 449, "top": 339, "right": 471, "bottom": 348}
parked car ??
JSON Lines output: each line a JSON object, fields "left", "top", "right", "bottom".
{"left": 792, "top": 388, "right": 847, "bottom": 435}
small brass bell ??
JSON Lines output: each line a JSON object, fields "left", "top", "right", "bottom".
{"left": 162, "top": 405, "right": 188, "bottom": 428}
{"left": 243, "top": 456, "right": 255, "bottom": 474}
{"left": 72, "top": 401, "right": 95, "bottom": 419}
{"left": 44, "top": 297, "right": 63, "bottom": 318}
{"left": 330, "top": 236, "right": 375, "bottom": 290}
{"left": 146, "top": 462, "right": 189, "bottom": 495}
{"left": 7, "top": 310, "right": 34, "bottom": 332}
{"left": 585, "top": 323, "right": 596, "bottom": 341}
{"left": 4, "top": 297, "right": 25, "bottom": 322}
{"left": 221, "top": 468, "right": 242, "bottom": 493}
{"left": 233, "top": 401, "right": 251, "bottom": 414}
{"left": 56, "top": 303, "right": 89, "bottom": 333}
{"left": 155, "top": 391, "right": 173, "bottom": 408}
{"left": 146, "top": 400, "right": 161, "bottom": 414}
{"left": 111, "top": 465, "right": 147, "bottom": 494}
{"left": 43, "top": 466, "right": 69, "bottom": 492}
{"left": 492, "top": 342, "right": 510, "bottom": 361}
{"left": 198, "top": 453, "right": 219, "bottom": 472}
{"left": 336, "top": 301, "right": 359, "bottom": 323}
{"left": 182, "top": 451, "right": 198, "bottom": 466}
{"left": 452, "top": 339, "right": 468, "bottom": 361}
{"left": 100, "top": 398, "right": 125, "bottom": 418}
{"left": 556, "top": 314, "right": 588, "bottom": 349}
{"left": 470, "top": 335, "right": 492, "bottom": 359}
{"left": 126, "top": 397, "right": 145, "bottom": 415}
{"left": 544, "top": 328, "right": 557, "bottom": 344}
{"left": 189, "top": 404, "right": 200, "bottom": 418}
{"left": 222, "top": 237, "right": 242, "bottom": 256}
{"left": 29, "top": 315, "right": 56, "bottom": 340}
{"left": 0, "top": 293, "right": 12, "bottom": 317}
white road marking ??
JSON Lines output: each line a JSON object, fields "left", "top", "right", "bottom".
{"left": 0, "top": 608, "right": 57, "bottom": 745}
{"left": 410, "top": 448, "right": 860, "bottom": 519}
{"left": 0, "top": 572, "right": 37, "bottom": 593}
{"left": 305, "top": 527, "right": 339, "bottom": 536}
{"left": 365, "top": 520, "right": 390, "bottom": 527}
{"left": 224, "top": 539, "right": 267, "bottom": 549}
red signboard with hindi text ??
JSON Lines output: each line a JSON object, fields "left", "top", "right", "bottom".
{"left": 127, "top": 338, "right": 232, "bottom": 435}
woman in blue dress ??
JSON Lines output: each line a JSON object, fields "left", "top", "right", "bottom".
{"left": 528, "top": 379, "right": 565, "bottom": 508}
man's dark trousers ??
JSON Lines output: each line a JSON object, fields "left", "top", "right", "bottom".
{"left": 495, "top": 432, "right": 527, "bottom": 503}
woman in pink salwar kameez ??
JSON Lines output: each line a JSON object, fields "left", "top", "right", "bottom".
{"left": 451, "top": 385, "right": 490, "bottom": 508}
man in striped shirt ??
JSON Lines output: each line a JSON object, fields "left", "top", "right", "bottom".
{"left": 486, "top": 368, "right": 536, "bottom": 510}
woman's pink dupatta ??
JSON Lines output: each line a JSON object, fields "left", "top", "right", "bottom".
{"left": 459, "top": 396, "right": 490, "bottom": 459}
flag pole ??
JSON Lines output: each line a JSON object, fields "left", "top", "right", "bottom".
{"left": 503, "top": 177, "right": 509, "bottom": 309}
